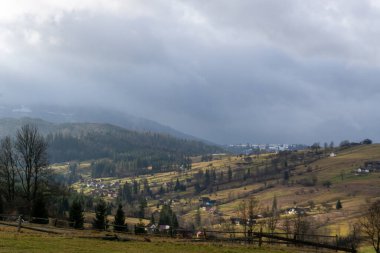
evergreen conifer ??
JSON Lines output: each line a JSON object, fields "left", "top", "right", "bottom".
{"left": 31, "top": 195, "right": 49, "bottom": 224}
{"left": 114, "top": 204, "right": 127, "bottom": 232}
{"left": 93, "top": 200, "right": 107, "bottom": 230}
{"left": 336, "top": 199, "right": 342, "bottom": 210}
{"left": 69, "top": 199, "right": 84, "bottom": 229}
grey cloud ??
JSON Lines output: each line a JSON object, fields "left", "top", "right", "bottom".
{"left": 0, "top": 1, "right": 380, "bottom": 144}
{"left": 12, "top": 105, "right": 32, "bottom": 113}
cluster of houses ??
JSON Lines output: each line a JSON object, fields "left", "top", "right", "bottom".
{"left": 284, "top": 207, "right": 310, "bottom": 215}
{"left": 145, "top": 210, "right": 171, "bottom": 234}
{"left": 81, "top": 179, "right": 120, "bottom": 198}
{"left": 227, "top": 143, "right": 307, "bottom": 155}
{"left": 145, "top": 223, "right": 173, "bottom": 234}
{"left": 230, "top": 216, "right": 262, "bottom": 226}
{"left": 229, "top": 207, "right": 310, "bottom": 227}
{"left": 199, "top": 197, "right": 217, "bottom": 213}
{"left": 355, "top": 161, "right": 380, "bottom": 175}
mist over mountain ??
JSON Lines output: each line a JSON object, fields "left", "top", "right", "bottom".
{"left": 0, "top": 105, "right": 205, "bottom": 142}
{"left": 0, "top": 117, "right": 223, "bottom": 168}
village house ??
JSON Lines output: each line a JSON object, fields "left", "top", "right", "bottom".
{"left": 158, "top": 225, "right": 171, "bottom": 233}
{"left": 355, "top": 168, "right": 370, "bottom": 175}
{"left": 199, "top": 197, "right": 217, "bottom": 208}
{"left": 230, "top": 217, "right": 257, "bottom": 226}
{"left": 364, "top": 161, "right": 380, "bottom": 171}
{"left": 146, "top": 223, "right": 158, "bottom": 234}
{"left": 285, "top": 207, "right": 309, "bottom": 215}
{"left": 230, "top": 217, "right": 247, "bottom": 226}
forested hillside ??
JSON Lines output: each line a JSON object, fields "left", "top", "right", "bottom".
{"left": 47, "top": 123, "right": 222, "bottom": 175}
{"left": 0, "top": 118, "right": 223, "bottom": 176}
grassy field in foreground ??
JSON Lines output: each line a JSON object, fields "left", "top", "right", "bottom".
{"left": 0, "top": 232, "right": 311, "bottom": 253}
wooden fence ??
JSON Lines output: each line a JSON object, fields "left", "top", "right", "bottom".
{"left": 0, "top": 214, "right": 357, "bottom": 253}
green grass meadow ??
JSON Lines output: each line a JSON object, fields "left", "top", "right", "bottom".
{"left": 0, "top": 232, "right": 311, "bottom": 253}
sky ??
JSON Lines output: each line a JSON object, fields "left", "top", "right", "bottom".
{"left": 1, "top": 0, "right": 380, "bottom": 145}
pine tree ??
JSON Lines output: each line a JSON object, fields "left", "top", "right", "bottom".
{"left": 158, "top": 185, "right": 165, "bottom": 195}
{"left": 336, "top": 199, "right": 342, "bottom": 210}
{"left": 114, "top": 204, "right": 127, "bottom": 232}
{"left": 205, "top": 170, "right": 211, "bottom": 186}
{"left": 228, "top": 166, "right": 233, "bottom": 182}
{"left": 211, "top": 169, "right": 217, "bottom": 182}
{"left": 150, "top": 213, "right": 155, "bottom": 224}
{"left": 93, "top": 200, "right": 107, "bottom": 230}
{"left": 283, "top": 170, "right": 290, "bottom": 181}
{"left": 143, "top": 178, "right": 152, "bottom": 196}
{"left": 195, "top": 207, "right": 201, "bottom": 228}
{"left": 158, "top": 204, "right": 179, "bottom": 229}
{"left": 31, "top": 195, "right": 49, "bottom": 224}
{"left": 174, "top": 178, "right": 181, "bottom": 191}
{"left": 106, "top": 202, "right": 113, "bottom": 215}
{"left": 122, "top": 182, "right": 133, "bottom": 202}
{"left": 69, "top": 199, "right": 84, "bottom": 229}
{"left": 132, "top": 180, "right": 139, "bottom": 195}
{"left": 246, "top": 168, "right": 251, "bottom": 179}
{"left": 138, "top": 198, "right": 147, "bottom": 219}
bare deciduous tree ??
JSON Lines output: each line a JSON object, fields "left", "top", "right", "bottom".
{"left": 248, "top": 197, "right": 259, "bottom": 232}
{"left": 0, "top": 136, "right": 16, "bottom": 202}
{"left": 237, "top": 197, "right": 260, "bottom": 242}
{"left": 238, "top": 200, "right": 248, "bottom": 237}
{"left": 15, "top": 124, "right": 49, "bottom": 204}
{"left": 282, "top": 216, "right": 292, "bottom": 238}
{"left": 266, "top": 196, "right": 279, "bottom": 234}
{"left": 361, "top": 200, "right": 380, "bottom": 253}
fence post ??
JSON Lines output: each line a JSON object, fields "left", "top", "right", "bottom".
{"left": 335, "top": 234, "right": 338, "bottom": 252}
{"left": 259, "top": 227, "right": 262, "bottom": 247}
{"left": 17, "top": 215, "right": 22, "bottom": 233}
{"left": 248, "top": 229, "right": 252, "bottom": 244}
{"left": 203, "top": 229, "right": 207, "bottom": 240}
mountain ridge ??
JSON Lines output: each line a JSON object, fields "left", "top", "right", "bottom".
{"left": 0, "top": 105, "right": 211, "bottom": 143}
{"left": 0, "top": 117, "right": 224, "bottom": 167}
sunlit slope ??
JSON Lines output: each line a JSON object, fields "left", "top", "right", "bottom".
{"left": 63, "top": 144, "right": 380, "bottom": 235}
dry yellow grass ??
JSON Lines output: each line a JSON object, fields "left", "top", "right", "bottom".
{"left": 58, "top": 145, "right": 380, "bottom": 237}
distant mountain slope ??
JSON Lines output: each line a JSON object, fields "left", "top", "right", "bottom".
{"left": 0, "top": 105, "right": 205, "bottom": 142}
{"left": 0, "top": 117, "right": 57, "bottom": 137}
{"left": 0, "top": 118, "right": 223, "bottom": 166}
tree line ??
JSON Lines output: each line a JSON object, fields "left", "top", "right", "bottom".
{"left": 69, "top": 198, "right": 178, "bottom": 233}
{"left": 47, "top": 128, "right": 220, "bottom": 168}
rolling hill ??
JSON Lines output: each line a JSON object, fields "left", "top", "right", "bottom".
{"left": 68, "top": 143, "right": 380, "bottom": 239}
{"left": 0, "top": 105, "right": 204, "bottom": 141}
{"left": 0, "top": 118, "right": 223, "bottom": 168}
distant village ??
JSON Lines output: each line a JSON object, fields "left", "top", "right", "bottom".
{"left": 80, "top": 178, "right": 120, "bottom": 198}
{"left": 226, "top": 143, "right": 307, "bottom": 155}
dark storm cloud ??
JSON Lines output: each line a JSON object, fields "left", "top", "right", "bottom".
{"left": 0, "top": 0, "right": 380, "bottom": 144}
